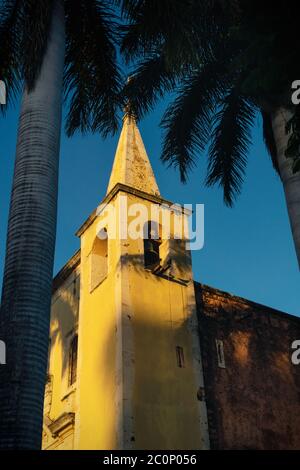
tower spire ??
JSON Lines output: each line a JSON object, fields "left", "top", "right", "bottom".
{"left": 106, "top": 113, "right": 160, "bottom": 196}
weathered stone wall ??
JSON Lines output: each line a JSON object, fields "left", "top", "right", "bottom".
{"left": 195, "top": 282, "right": 300, "bottom": 450}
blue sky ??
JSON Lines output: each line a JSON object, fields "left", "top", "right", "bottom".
{"left": 0, "top": 99, "right": 299, "bottom": 316}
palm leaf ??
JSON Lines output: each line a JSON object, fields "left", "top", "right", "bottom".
{"left": 160, "top": 61, "right": 229, "bottom": 182}
{"left": 123, "top": 53, "right": 179, "bottom": 120}
{"left": 120, "top": 0, "right": 212, "bottom": 64}
{"left": 206, "top": 88, "right": 256, "bottom": 206}
{"left": 64, "top": 0, "right": 123, "bottom": 137}
{"left": 21, "top": 0, "right": 55, "bottom": 90}
{"left": 0, "top": 0, "right": 22, "bottom": 112}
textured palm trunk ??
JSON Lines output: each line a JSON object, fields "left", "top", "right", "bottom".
{"left": 271, "top": 107, "right": 300, "bottom": 268}
{"left": 0, "top": 0, "right": 65, "bottom": 449}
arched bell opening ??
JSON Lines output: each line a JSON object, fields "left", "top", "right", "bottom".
{"left": 143, "top": 221, "right": 162, "bottom": 269}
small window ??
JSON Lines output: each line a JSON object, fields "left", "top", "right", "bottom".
{"left": 68, "top": 335, "right": 78, "bottom": 386}
{"left": 216, "top": 339, "right": 226, "bottom": 368}
{"left": 176, "top": 346, "right": 185, "bottom": 368}
{"left": 144, "top": 221, "right": 161, "bottom": 269}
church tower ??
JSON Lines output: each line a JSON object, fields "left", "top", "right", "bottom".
{"left": 43, "top": 115, "right": 210, "bottom": 450}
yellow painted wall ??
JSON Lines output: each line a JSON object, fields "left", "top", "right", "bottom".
{"left": 43, "top": 189, "right": 208, "bottom": 450}
{"left": 75, "top": 191, "right": 206, "bottom": 449}
{"left": 116, "top": 192, "right": 206, "bottom": 449}
{"left": 130, "top": 271, "right": 203, "bottom": 449}
{"left": 75, "top": 200, "right": 120, "bottom": 450}
{"left": 42, "top": 267, "right": 80, "bottom": 449}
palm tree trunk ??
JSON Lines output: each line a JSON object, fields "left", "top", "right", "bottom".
{"left": 271, "top": 107, "right": 300, "bottom": 268}
{"left": 0, "top": 0, "right": 65, "bottom": 449}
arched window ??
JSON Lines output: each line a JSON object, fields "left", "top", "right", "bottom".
{"left": 68, "top": 335, "right": 78, "bottom": 386}
{"left": 90, "top": 229, "right": 108, "bottom": 291}
{"left": 143, "top": 221, "right": 161, "bottom": 269}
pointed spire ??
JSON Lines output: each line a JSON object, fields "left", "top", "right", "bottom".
{"left": 106, "top": 114, "right": 160, "bottom": 196}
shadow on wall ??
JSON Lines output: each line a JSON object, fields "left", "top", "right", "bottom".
{"left": 46, "top": 243, "right": 201, "bottom": 449}
{"left": 50, "top": 275, "right": 79, "bottom": 379}
{"left": 100, "top": 306, "right": 203, "bottom": 450}
{"left": 96, "top": 246, "right": 203, "bottom": 450}
{"left": 116, "top": 243, "right": 192, "bottom": 284}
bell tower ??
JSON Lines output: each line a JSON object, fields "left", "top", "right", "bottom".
{"left": 75, "top": 114, "right": 210, "bottom": 449}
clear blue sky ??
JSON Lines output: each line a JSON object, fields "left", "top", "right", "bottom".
{"left": 1, "top": 99, "right": 299, "bottom": 316}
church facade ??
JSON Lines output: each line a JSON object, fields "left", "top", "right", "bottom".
{"left": 42, "top": 116, "right": 300, "bottom": 450}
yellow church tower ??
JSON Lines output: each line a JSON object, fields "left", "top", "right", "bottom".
{"left": 42, "top": 115, "right": 210, "bottom": 450}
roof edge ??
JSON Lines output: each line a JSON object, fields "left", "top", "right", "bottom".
{"left": 75, "top": 183, "right": 187, "bottom": 238}
{"left": 52, "top": 249, "right": 81, "bottom": 294}
{"left": 194, "top": 281, "right": 300, "bottom": 322}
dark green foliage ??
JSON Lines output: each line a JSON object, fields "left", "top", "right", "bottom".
{"left": 0, "top": 0, "right": 123, "bottom": 135}
{"left": 120, "top": 0, "right": 300, "bottom": 204}
{"left": 0, "top": 0, "right": 54, "bottom": 94}
{"left": 64, "top": 0, "right": 123, "bottom": 137}
{"left": 123, "top": 54, "right": 177, "bottom": 120}
{"left": 0, "top": 0, "right": 22, "bottom": 112}
{"left": 21, "top": 0, "right": 54, "bottom": 90}
{"left": 206, "top": 90, "right": 255, "bottom": 206}
{"left": 160, "top": 63, "right": 229, "bottom": 182}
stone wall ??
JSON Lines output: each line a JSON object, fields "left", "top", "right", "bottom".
{"left": 195, "top": 282, "right": 300, "bottom": 449}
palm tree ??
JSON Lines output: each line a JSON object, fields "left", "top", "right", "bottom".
{"left": 0, "top": 0, "right": 122, "bottom": 449}
{"left": 120, "top": 0, "right": 300, "bottom": 266}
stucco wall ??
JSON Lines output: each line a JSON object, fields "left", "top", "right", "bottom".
{"left": 42, "top": 254, "right": 80, "bottom": 450}
{"left": 195, "top": 283, "right": 300, "bottom": 450}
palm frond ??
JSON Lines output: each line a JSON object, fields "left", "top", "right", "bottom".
{"left": 118, "top": 0, "right": 141, "bottom": 20}
{"left": 206, "top": 89, "right": 256, "bottom": 206}
{"left": 123, "top": 53, "right": 178, "bottom": 120}
{"left": 261, "top": 109, "right": 279, "bottom": 174}
{"left": 160, "top": 62, "right": 229, "bottom": 182}
{"left": 120, "top": 0, "right": 208, "bottom": 64}
{"left": 21, "top": 0, "right": 55, "bottom": 90}
{"left": 64, "top": 0, "right": 123, "bottom": 137}
{"left": 0, "top": 0, "right": 22, "bottom": 112}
